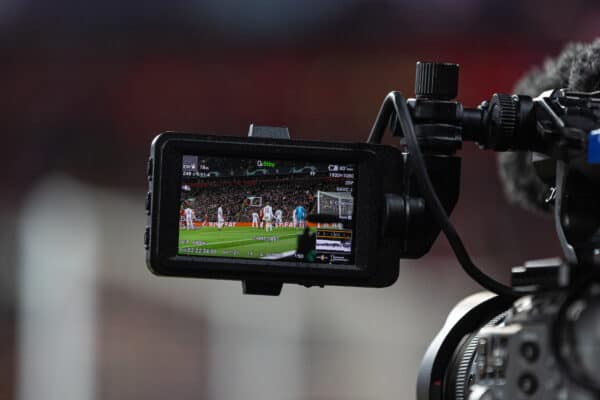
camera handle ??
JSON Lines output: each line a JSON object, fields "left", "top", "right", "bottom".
{"left": 242, "top": 124, "right": 290, "bottom": 295}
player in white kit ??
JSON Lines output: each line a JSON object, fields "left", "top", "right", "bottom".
{"left": 251, "top": 212, "right": 259, "bottom": 228}
{"left": 217, "top": 206, "right": 224, "bottom": 230}
{"left": 275, "top": 209, "right": 283, "bottom": 228}
{"left": 184, "top": 207, "right": 195, "bottom": 230}
{"left": 262, "top": 203, "right": 273, "bottom": 232}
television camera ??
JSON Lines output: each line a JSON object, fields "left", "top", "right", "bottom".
{"left": 145, "top": 61, "right": 600, "bottom": 399}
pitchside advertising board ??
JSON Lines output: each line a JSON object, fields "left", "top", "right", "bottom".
{"left": 178, "top": 154, "right": 356, "bottom": 265}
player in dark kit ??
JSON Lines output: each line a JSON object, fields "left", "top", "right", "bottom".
{"left": 259, "top": 208, "right": 264, "bottom": 229}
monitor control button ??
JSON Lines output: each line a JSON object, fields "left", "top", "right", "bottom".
{"left": 144, "top": 227, "right": 150, "bottom": 249}
{"left": 145, "top": 192, "right": 152, "bottom": 215}
{"left": 146, "top": 158, "right": 153, "bottom": 180}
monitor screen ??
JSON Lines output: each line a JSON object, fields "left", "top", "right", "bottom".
{"left": 178, "top": 155, "right": 356, "bottom": 265}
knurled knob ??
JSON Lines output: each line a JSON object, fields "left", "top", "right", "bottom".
{"left": 415, "top": 62, "right": 459, "bottom": 100}
{"left": 489, "top": 93, "right": 518, "bottom": 150}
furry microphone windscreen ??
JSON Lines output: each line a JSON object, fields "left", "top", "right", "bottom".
{"left": 497, "top": 38, "right": 600, "bottom": 214}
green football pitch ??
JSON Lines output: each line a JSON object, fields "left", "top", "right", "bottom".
{"left": 178, "top": 226, "right": 314, "bottom": 260}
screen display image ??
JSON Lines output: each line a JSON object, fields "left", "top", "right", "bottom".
{"left": 178, "top": 155, "right": 356, "bottom": 264}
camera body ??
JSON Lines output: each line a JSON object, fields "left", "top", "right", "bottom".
{"left": 145, "top": 61, "right": 600, "bottom": 397}
{"left": 418, "top": 280, "right": 600, "bottom": 400}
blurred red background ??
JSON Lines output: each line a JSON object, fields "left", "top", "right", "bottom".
{"left": 1, "top": 1, "right": 600, "bottom": 399}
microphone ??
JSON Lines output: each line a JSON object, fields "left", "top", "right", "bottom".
{"left": 497, "top": 38, "right": 600, "bottom": 214}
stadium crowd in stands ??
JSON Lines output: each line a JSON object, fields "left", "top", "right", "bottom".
{"left": 182, "top": 177, "right": 340, "bottom": 222}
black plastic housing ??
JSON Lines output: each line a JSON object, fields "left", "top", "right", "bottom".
{"left": 146, "top": 133, "right": 406, "bottom": 289}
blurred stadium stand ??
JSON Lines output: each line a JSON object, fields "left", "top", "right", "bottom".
{"left": 1, "top": 1, "right": 600, "bottom": 399}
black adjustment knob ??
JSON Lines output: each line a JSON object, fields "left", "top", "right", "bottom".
{"left": 518, "top": 373, "right": 538, "bottom": 395}
{"left": 415, "top": 62, "right": 459, "bottom": 100}
{"left": 520, "top": 341, "right": 540, "bottom": 363}
{"left": 487, "top": 93, "right": 518, "bottom": 151}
